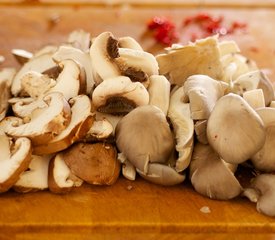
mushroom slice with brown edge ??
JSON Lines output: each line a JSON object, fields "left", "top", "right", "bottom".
{"left": 0, "top": 133, "right": 32, "bottom": 193}
{"left": 2, "top": 92, "right": 71, "bottom": 146}
{"left": 156, "top": 36, "right": 224, "bottom": 86}
{"left": 148, "top": 75, "right": 170, "bottom": 115}
{"left": 52, "top": 45, "right": 95, "bottom": 96}
{"left": 115, "top": 105, "right": 174, "bottom": 174}
{"left": 92, "top": 76, "right": 149, "bottom": 115}
{"left": 168, "top": 86, "right": 194, "bottom": 172}
{"left": 33, "top": 95, "right": 94, "bottom": 155}
{"left": 0, "top": 68, "right": 16, "bottom": 121}
{"left": 251, "top": 107, "right": 275, "bottom": 172}
{"left": 11, "top": 53, "right": 57, "bottom": 96}
{"left": 13, "top": 154, "right": 52, "bottom": 193}
{"left": 118, "top": 36, "right": 143, "bottom": 51}
{"left": 190, "top": 143, "right": 242, "bottom": 200}
{"left": 12, "top": 49, "right": 33, "bottom": 65}
{"left": 48, "top": 153, "right": 83, "bottom": 194}
{"left": 137, "top": 163, "right": 185, "bottom": 186}
{"left": 243, "top": 174, "right": 275, "bottom": 217}
{"left": 84, "top": 118, "right": 113, "bottom": 142}
{"left": 207, "top": 93, "right": 266, "bottom": 164}
{"left": 184, "top": 74, "right": 228, "bottom": 120}
{"left": 62, "top": 142, "right": 120, "bottom": 185}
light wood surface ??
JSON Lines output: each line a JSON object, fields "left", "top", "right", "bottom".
{"left": 0, "top": 2, "right": 275, "bottom": 239}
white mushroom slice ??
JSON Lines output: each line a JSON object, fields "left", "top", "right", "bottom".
{"left": 14, "top": 154, "right": 52, "bottom": 193}
{"left": 218, "top": 40, "right": 240, "bottom": 57}
{"left": 257, "top": 71, "right": 274, "bottom": 106}
{"left": 2, "top": 92, "right": 71, "bottom": 146}
{"left": 49, "top": 59, "right": 85, "bottom": 100}
{"left": 92, "top": 76, "right": 149, "bottom": 114}
{"left": 251, "top": 107, "right": 275, "bottom": 171}
{"left": 67, "top": 29, "right": 91, "bottom": 52}
{"left": 117, "top": 152, "right": 136, "bottom": 181}
{"left": 33, "top": 95, "right": 94, "bottom": 155}
{"left": 90, "top": 32, "right": 120, "bottom": 83}
{"left": 194, "top": 120, "right": 208, "bottom": 144}
{"left": 245, "top": 174, "right": 275, "bottom": 217}
{"left": 270, "top": 101, "right": 275, "bottom": 108}
{"left": 184, "top": 75, "right": 228, "bottom": 120}
{"left": 0, "top": 134, "right": 32, "bottom": 193}
{"left": 115, "top": 105, "right": 174, "bottom": 173}
{"left": 168, "top": 87, "right": 194, "bottom": 172}
{"left": 33, "top": 45, "right": 57, "bottom": 58}
{"left": 243, "top": 89, "right": 265, "bottom": 109}
{"left": 118, "top": 36, "right": 143, "bottom": 51}
{"left": 94, "top": 111, "right": 122, "bottom": 135}
{"left": 207, "top": 93, "right": 266, "bottom": 164}
{"left": 11, "top": 53, "right": 57, "bottom": 96}
{"left": 0, "top": 68, "right": 16, "bottom": 121}
{"left": 12, "top": 49, "right": 33, "bottom": 65}
{"left": 48, "top": 153, "right": 83, "bottom": 194}
{"left": 190, "top": 143, "right": 242, "bottom": 200}
{"left": 52, "top": 45, "right": 95, "bottom": 95}
{"left": 20, "top": 71, "right": 56, "bottom": 99}
{"left": 156, "top": 36, "right": 223, "bottom": 86}
{"left": 137, "top": 163, "right": 185, "bottom": 186}
{"left": 85, "top": 119, "right": 113, "bottom": 141}
{"left": 115, "top": 48, "right": 159, "bottom": 84}
{"left": 148, "top": 75, "right": 170, "bottom": 115}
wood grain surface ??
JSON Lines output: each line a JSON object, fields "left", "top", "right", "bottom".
{"left": 0, "top": 2, "right": 275, "bottom": 239}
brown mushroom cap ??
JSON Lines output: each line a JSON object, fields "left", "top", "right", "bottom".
{"left": 115, "top": 105, "right": 174, "bottom": 173}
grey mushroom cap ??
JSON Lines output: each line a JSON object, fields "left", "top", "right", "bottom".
{"left": 190, "top": 143, "right": 243, "bottom": 200}
{"left": 115, "top": 105, "right": 174, "bottom": 173}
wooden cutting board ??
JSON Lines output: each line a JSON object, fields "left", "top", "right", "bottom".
{"left": 0, "top": 2, "right": 275, "bottom": 239}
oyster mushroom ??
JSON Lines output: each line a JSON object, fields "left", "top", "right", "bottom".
{"left": 243, "top": 89, "right": 265, "bottom": 109}
{"left": 244, "top": 174, "right": 275, "bottom": 217}
{"left": 1, "top": 92, "right": 71, "bottom": 146}
{"left": 251, "top": 107, "right": 275, "bottom": 171}
{"left": 0, "top": 133, "right": 32, "bottom": 193}
{"left": 33, "top": 95, "right": 94, "bottom": 155}
{"left": 183, "top": 74, "right": 228, "bottom": 120}
{"left": 48, "top": 153, "right": 83, "bottom": 194}
{"left": 207, "top": 93, "right": 266, "bottom": 164}
{"left": 13, "top": 154, "right": 52, "bottom": 193}
{"left": 115, "top": 105, "right": 174, "bottom": 173}
{"left": 190, "top": 143, "right": 242, "bottom": 200}
{"left": 218, "top": 40, "right": 240, "bottom": 57}
{"left": 63, "top": 142, "right": 120, "bottom": 185}
{"left": 194, "top": 120, "right": 208, "bottom": 144}
{"left": 92, "top": 76, "right": 149, "bottom": 115}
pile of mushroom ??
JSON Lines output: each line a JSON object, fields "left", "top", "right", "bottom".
{"left": 1, "top": 30, "right": 275, "bottom": 217}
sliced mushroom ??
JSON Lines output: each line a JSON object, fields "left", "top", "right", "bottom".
{"left": 2, "top": 92, "right": 71, "bottom": 146}
{"left": 156, "top": 36, "right": 224, "bottom": 86}
{"left": 115, "top": 105, "right": 174, "bottom": 173}
{"left": 12, "top": 49, "right": 33, "bottom": 65}
{"left": 0, "top": 133, "right": 32, "bottom": 193}
{"left": 94, "top": 111, "right": 122, "bottom": 135}
{"left": 13, "top": 154, "right": 52, "bottom": 193}
{"left": 33, "top": 95, "right": 94, "bottom": 155}
{"left": 184, "top": 74, "right": 228, "bottom": 120}
{"left": 207, "top": 93, "right": 266, "bottom": 164}
{"left": 63, "top": 142, "right": 120, "bottom": 185}
{"left": 118, "top": 153, "right": 136, "bottom": 181}
{"left": 190, "top": 143, "right": 242, "bottom": 200}
{"left": 218, "top": 40, "right": 240, "bottom": 57}
{"left": 244, "top": 174, "right": 275, "bottom": 217}
{"left": 67, "top": 29, "right": 91, "bottom": 52}
{"left": 148, "top": 75, "right": 170, "bottom": 115}
{"left": 118, "top": 36, "right": 143, "bottom": 51}
{"left": 168, "top": 86, "right": 194, "bottom": 172}
{"left": 48, "top": 153, "right": 83, "bottom": 194}
{"left": 92, "top": 76, "right": 149, "bottom": 115}
{"left": 251, "top": 107, "right": 275, "bottom": 172}
{"left": 85, "top": 118, "right": 113, "bottom": 142}
{"left": 257, "top": 71, "right": 274, "bottom": 106}
{"left": 243, "top": 89, "right": 265, "bottom": 109}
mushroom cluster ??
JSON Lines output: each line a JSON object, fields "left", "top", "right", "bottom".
{"left": 1, "top": 31, "right": 275, "bottom": 217}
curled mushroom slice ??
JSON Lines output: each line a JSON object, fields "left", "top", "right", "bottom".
{"left": 92, "top": 76, "right": 149, "bottom": 115}
{"left": 2, "top": 92, "right": 71, "bottom": 146}
{"left": 251, "top": 107, "right": 275, "bottom": 172}
{"left": 184, "top": 74, "right": 228, "bottom": 120}
{"left": 0, "top": 133, "right": 32, "bottom": 193}
{"left": 0, "top": 68, "right": 16, "bottom": 121}
{"left": 148, "top": 75, "right": 170, "bottom": 115}
{"left": 243, "top": 89, "right": 265, "bottom": 109}
{"left": 168, "top": 86, "right": 194, "bottom": 172}
{"left": 207, "top": 93, "right": 266, "bottom": 164}
{"left": 115, "top": 105, "right": 174, "bottom": 173}
{"left": 244, "top": 174, "right": 275, "bottom": 217}
{"left": 48, "top": 153, "right": 83, "bottom": 194}
{"left": 13, "top": 154, "right": 52, "bottom": 193}
{"left": 137, "top": 163, "right": 185, "bottom": 186}
{"left": 118, "top": 36, "right": 143, "bottom": 51}
{"left": 190, "top": 143, "right": 243, "bottom": 200}
{"left": 63, "top": 142, "right": 120, "bottom": 185}
{"left": 33, "top": 95, "right": 94, "bottom": 155}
